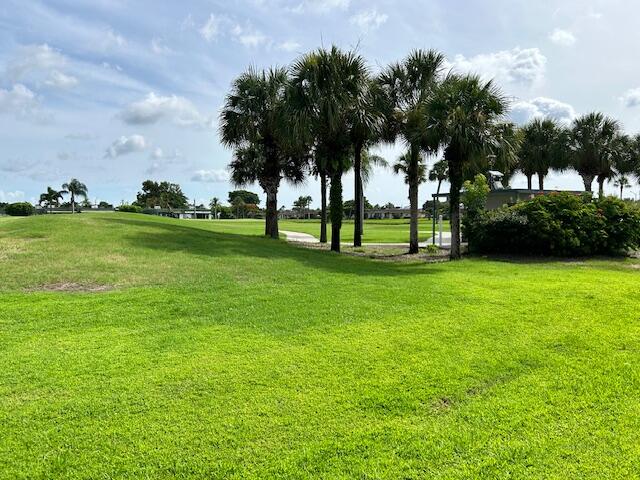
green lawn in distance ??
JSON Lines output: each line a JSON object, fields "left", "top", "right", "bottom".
{"left": 1, "top": 213, "right": 639, "bottom": 479}
{"left": 203, "top": 217, "right": 450, "bottom": 243}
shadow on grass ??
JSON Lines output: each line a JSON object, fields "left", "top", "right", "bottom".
{"left": 98, "top": 216, "right": 441, "bottom": 277}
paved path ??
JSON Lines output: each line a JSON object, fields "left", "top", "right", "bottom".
{"left": 282, "top": 230, "right": 452, "bottom": 247}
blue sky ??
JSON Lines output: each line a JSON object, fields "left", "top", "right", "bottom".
{"left": 1, "top": 0, "right": 640, "bottom": 207}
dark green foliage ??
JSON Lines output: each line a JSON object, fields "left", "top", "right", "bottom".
{"left": 118, "top": 204, "right": 143, "bottom": 213}
{"left": 5, "top": 202, "right": 35, "bottom": 216}
{"left": 467, "top": 193, "right": 640, "bottom": 256}
{"left": 135, "top": 180, "right": 188, "bottom": 209}
{"left": 227, "top": 190, "right": 260, "bottom": 205}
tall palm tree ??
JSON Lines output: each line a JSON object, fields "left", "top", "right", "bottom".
{"left": 613, "top": 175, "right": 631, "bottom": 199}
{"left": 290, "top": 46, "right": 370, "bottom": 252}
{"left": 311, "top": 152, "right": 329, "bottom": 243}
{"left": 351, "top": 150, "right": 388, "bottom": 239}
{"left": 220, "top": 67, "right": 306, "bottom": 239}
{"left": 378, "top": 49, "right": 446, "bottom": 253}
{"left": 393, "top": 152, "right": 427, "bottom": 185}
{"left": 348, "top": 80, "right": 385, "bottom": 246}
{"left": 61, "top": 178, "right": 88, "bottom": 214}
{"left": 428, "top": 159, "right": 449, "bottom": 198}
{"left": 425, "top": 73, "right": 514, "bottom": 260}
{"left": 569, "top": 112, "right": 620, "bottom": 195}
{"left": 39, "top": 187, "right": 65, "bottom": 213}
{"left": 209, "top": 197, "right": 220, "bottom": 219}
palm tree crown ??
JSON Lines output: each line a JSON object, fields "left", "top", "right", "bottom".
{"left": 62, "top": 178, "right": 88, "bottom": 213}
{"left": 518, "top": 118, "right": 568, "bottom": 190}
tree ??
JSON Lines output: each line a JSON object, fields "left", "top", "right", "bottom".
{"left": 378, "top": 49, "right": 446, "bottom": 253}
{"left": 425, "top": 73, "right": 515, "bottom": 259}
{"left": 98, "top": 201, "right": 113, "bottom": 209}
{"left": 428, "top": 159, "right": 449, "bottom": 197}
{"left": 290, "top": 46, "right": 370, "bottom": 252}
{"left": 348, "top": 80, "right": 385, "bottom": 247}
{"left": 569, "top": 112, "right": 621, "bottom": 195}
{"left": 39, "top": 187, "right": 65, "bottom": 213}
{"left": 517, "top": 119, "right": 569, "bottom": 191}
{"left": 393, "top": 152, "right": 427, "bottom": 185}
{"left": 613, "top": 175, "right": 631, "bottom": 199}
{"left": 231, "top": 196, "right": 246, "bottom": 219}
{"left": 227, "top": 190, "right": 260, "bottom": 206}
{"left": 220, "top": 67, "right": 306, "bottom": 239}
{"left": 136, "top": 180, "right": 188, "bottom": 209}
{"left": 293, "top": 195, "right": 313, "bottom": 218}
{"left": 61, "top": 178, "right": 88, "bottom": 213}
{"left": 209, "top": 197, "right": 221, "bottom": 219}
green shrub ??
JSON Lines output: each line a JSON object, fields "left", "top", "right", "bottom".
{"left": 467, "top": 193, "right": 640, "bottom": 256}
{"left": 118, "top": 204, "right": 143, "bottom": 213}
{"left": 5, "top": 202, "right": 35, "bottom": 216}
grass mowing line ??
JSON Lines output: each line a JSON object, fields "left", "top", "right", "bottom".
{"left": 1, "top": 213, "right": 640, "bottom": 478}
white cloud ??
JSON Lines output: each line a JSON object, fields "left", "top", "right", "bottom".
{"left": 621, "top": 87, "right": 640, "bottom": 108}
{"left": 549, "top": 29, "right": 576, "bottom": 46}
{"left": 291, "top": 0, "right": 350, "bottom": 14}
{"left": 0, "top": 84, "right": 51, "bottom": 122}
{"left": 511, "top": 97, "right": 577, "bottom": 125}
{"left": 151, "top": 37, "right": 172, "bottom": 55}
{"left": 349, "top": 9, "right": 388, "bottom": 31}
{"left": 105, "top": 135, "right": 148, "bottom": 158}
{"left": 150, "top": 147, "right": 183, "bottom": 160}
{"left": 5, "top": 44, "right": 77, "bottom": 90}
{"left": 104, "top": 29, "right": 126, "bottom": 48}
{"left": 191, "top": 169, "right": 230, "bottom": 183}
{"left": 447, "top": 47, "right": 547, "bottom": 87}
{"left": 231, "top": 24, "right": 269, "bottom": 48}
{"left": 277, "top": 40, "right": 301, "bottom": 52}
{"left": 44, "top": 71, "right": 78, "bottom": 89}
{"left": 0, "top": 190, "right": 25, "bottom": 203}
{"left": 200, "top": 14, "right": 222, "bottom": 42}
{"left": 120, "top": 93, "right": 213, "bottom": 129}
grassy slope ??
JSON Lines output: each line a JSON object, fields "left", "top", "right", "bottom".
{"left": 1, "top": 213, "right": 639, "bottom": 479}
{"left": 203, "top": 218, "right": 450, "bottom": 243}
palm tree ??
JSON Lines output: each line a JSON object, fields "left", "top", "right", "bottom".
{"left": 378, "top": 49, "right": 446, "bottom": 253}
{"left": 425, "top": 73, "right": 514, "bottom": 260}
{"left": 39, "top": 187, "right": 64, "bottom": 213}
{"left": 428, "top": 159, "right": 449, "bottom": 198}
{"left": 569, "top": 112, "right": 620, "bottom": 195}
{"left": 394, "top": 152, "right": 427, "bottom": 185}
{"left": 518, "top": 118, "right": 569, "bottom": 190}
{"left": 61, "top": 178, "right": 88, "bottom": 214}
{"left": 293, "top": 195, "right": 313, "bottom": 218}
{"left": 310, "top": 153, "right": 329, "bottom": 243}
{"left": 220, "top": 67, "right": 306, "bottom": 239}
{"left": 352, "top": 151, "right": 388, "bottom": 238}
{"left": 209, "top": 197, "right": 220, "bottom": 219}
{"left": 290, "top": 46, "right": 370, "bottom": 252}
{"left": 613, "top": 175, "right": 631, "bottom": 199}
{"left": 348, "top": 80, "right": 385, "bottom": 247}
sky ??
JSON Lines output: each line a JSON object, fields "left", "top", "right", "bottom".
{"left": 1, "top": 0, "right": 640, "bottom": 208}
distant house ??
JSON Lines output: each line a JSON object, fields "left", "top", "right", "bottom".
{"left": 485, "top": 172, "right": 583, "bottom": 210}
{"left": 145, "top": 207, "right": 212, "bottom": 220}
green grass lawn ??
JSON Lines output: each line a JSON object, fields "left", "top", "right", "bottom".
{"left": 1, "top": 212, "right": 639, "bottom": 479}
{"left": 198, "top": 217, "right": 449, "bottom": 244}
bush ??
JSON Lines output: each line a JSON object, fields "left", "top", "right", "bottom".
{"left": 467, "top": 193, "right": 640, "bottom": 256}
{"left": 5, "top": 202, "right": 35, "bottom": 216}
{"left": 118, "top": 204, "right": 143, "bottom": 213}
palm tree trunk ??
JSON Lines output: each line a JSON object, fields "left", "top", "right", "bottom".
{"left": 71, "top": 193, "right": 75, "bottom": 214}
{"left": 538, "top": 174, "right": 544, "bottom": 191}
{"left": 408, "top": 145, "right": 420, "bottom": 254}
{"left": 620, "top": 185, "right": 624, "bottom": 199}
{"left": 597, "top": 176, "right": 605, "bottom": 198}
{"left": 447, "top": 147, "right": 463, "bottom": 260}
{"left": 320, "top": 172, "right": 328, "bottom": 243}
{"left": 581, "top": 174, "right": 594, "bottom": 193}
{"left": 526, "top": 174, "right": 532, "bottom": 190}
{"left": 264, "top": 182, "right": 279, "bottom": 239}
{"left": 329, "top": 171, "right": 342, "bottom": 252}
{"left": 353, "top": 143, "right": 363, "bottom": 247}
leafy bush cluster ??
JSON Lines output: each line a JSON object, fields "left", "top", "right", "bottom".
{"left": 5, "top": 202, "right": 36, "bottom": 216}
{"left": 465, "top": 193, "right": 640, "bottom": 256}
{"left": 118, "top": 204, "right": 143, "bottom": 213}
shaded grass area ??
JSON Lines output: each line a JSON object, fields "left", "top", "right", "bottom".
{"left": 1, "top": 213, "right": 640, "bottom": 479}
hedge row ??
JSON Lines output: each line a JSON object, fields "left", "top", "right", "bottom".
{"left": 465, "top": 193, "right": 640, "bottom": 256}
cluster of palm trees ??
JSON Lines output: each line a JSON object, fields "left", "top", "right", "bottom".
{"left": 220, "top": 46, "right": 639, "bottom": 260}
{"left": 513, "top": 114, "right": 640, "bottom": 197}
{"left": 39, "top": 179, "right": 88, "bottom": 213}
